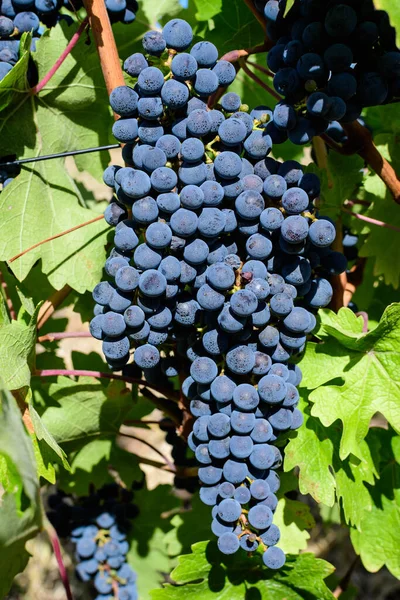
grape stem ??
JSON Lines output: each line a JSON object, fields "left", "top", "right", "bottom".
{"left": 43, "top": 516, "right": 74, "bottom": 600}
{"left": 37, "top": 331, "right": 92, "bottom": 342}
{"left": 356, "top": 311, "right": 369, "bottom": 333}
{"left": 0, "top": 269, "right": 16, "bottom": 320}
{"left": 37, "top": 286, "right": 72, "bottom": 330}
{"left": 321, "top": 124, "right": 400, "bottom": 204}
{"left": 333, "top": 556, "right": 359, "bottom": 598}
{"left": 239, "top": 58, "right": 282, "bottom": 101}
{"left": 30, "top": 18, "right": 89, "bottom": 95}
{"left": 343, "top": 121, "right": 400, "bottom": 204}
{"left": 245, "top": 59, "right": 274, "bottom": 78}
{"left": 119, "top": 430, "right": 176, "bottom": 472}
{"left": 33, "top": 369, "right": 178, "bottom": 401}
{"left": 341, "top": 207, "right": 400, "bottom": 233}
{"left": 8, "top": 214, "right": 105, "bottom": 264}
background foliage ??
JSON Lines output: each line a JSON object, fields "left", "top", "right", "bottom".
{"left": 0, "top": 1, "right": 400, "bottom": 598}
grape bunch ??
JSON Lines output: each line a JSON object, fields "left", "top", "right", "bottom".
{"left": 91, "top": 17, "right": 346, "bottom": 568}
{"left": 0, "top": 0, "right": 139, "bottom": 82}
{"left": 47, "top": 484, "right": 138, "bottom": 600}
{"left": 257, "top": 0, "right": 400, "bottom": 144}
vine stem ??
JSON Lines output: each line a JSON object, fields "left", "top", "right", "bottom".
{"left": 34, "top": 368, "right": 180, "bottom": 403}
{"left": 82, "top": 0, "right": 125, "bottom": 96}
{"left": 343, "top": 121, "right": 400, "bottom": 204}
{"left": 245, "top": 59, "right": 274, "bottom": 78}
{"left": 37, "top": 286, "right": 72, "bottom": 330}
{"left": 30, "top": 18, "right": 89, "bottom": 95}
{"left": 341, "top": 207, "right": 400, "bottom": 232}
{"left": 38, "top": 331, "right": 92, "bottom": 342}
{"left": 43, "top": 517, "right": 74, "bottom": 600}
{"left": 8, "top": 214, "right": 105, "bottom": 263}
{"left": 239, "top": 58, "right": 282, "bottom": 100}
{"left": 119, "top": 430, "right": 176, "bottom": 472}
{"left": 356, "top": 311, "right": 369, "bottom": 333}
{"left": 0, "top": 270, "right": 16, "bottom": 320}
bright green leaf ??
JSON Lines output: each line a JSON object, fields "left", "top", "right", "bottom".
{"left": 0, "top": 304, "right": 40, "bottom": 390}
{"left": 274, "top": 497, "right": 314, "bottom": 554}
{"left": 285, "top": 395, "right": 378, "bottom": 529}
{"left": 302, "top": 305, "right": 400, "bottom": 461}
{"left": 141, "top": 0, "right": 182, "bottom": 26}
{"left": 193, "top": 0, "right": 223, "bottom": 21}
{"left": 0, "top": 33, "right": 31, "bottom": 112}
{"left": 0, "top": 163, "right": 110, "bottom": 293}
{"left": 151, "top": 542, "right": 335, "bottom": 600}
{"left": 58, "top": 438, "right": 141, "bottom": 495}
{"left": 0, "top": 379, "right": 42, "bottom": 597}
{"left": 350, "top": 428, "right": 400, "bottom": 579}
{"left": 36, "top": 376, "right": 133, "bottom": 448}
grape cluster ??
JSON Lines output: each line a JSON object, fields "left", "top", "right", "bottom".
{"left": 91, "top": 18, "right": 346, "bottom": 569}
{"left": 47, "top": 484, "right": 138, "bottom": 600}
{"left": 256, "top": 0, "right": 400, "bottom": 144}
{"left": 0, "top": 0, "right": 139, "bottom": 82}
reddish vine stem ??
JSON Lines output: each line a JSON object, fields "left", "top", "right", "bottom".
{"left": 8, "top": 214, "right": 105, "bottom": 264}
{"left": 30, "top": 18, "right": 89, "bottom": 95}
{"left": 239, "top": 58, "right": 282, "bottom": 100}
{"left": 44, "top": 518, "right": 74, "bottom": 600}
{"left": 38, "top": 331, "right": 92, "bottom": 342}
{"left": 245, "top": 59, "right": 274, "bottom": 77}
{"left": 0, "top": 270, "right": 16, "bottom": 320}
{"left": 119, "top": 430, "right": 176, "bottom": 472}
{"left": 356, "top": 311, "right": 369, "bottom": 333}
{"left": 341, "top": 207, "right": 400, "bottom": 232}
{"left": 34, "top": 368, "right": 180, "bottom": 404}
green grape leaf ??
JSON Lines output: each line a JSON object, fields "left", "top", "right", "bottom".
{"left": 27, "top": 23, "right": 111, "bottom": 181}
{"left": 193, "top": 0, "right": 223, "bottom": 21}
{"left": 127, "top": 485, "right": 180, "bottom": 599}
{"left": 164, "top": 494, "right": 213, "bottom": 558}
{"left": 350, "top": 428, "right": 400, "bottom": 579}
{"left": 29, "top": 403, "right": 70, "bottom": 483}
{"left": 274, "top": 497, "right": 315, "bottom": 554}
{"left": 190, "top": 0, "right": 264, "bottom": 54}
{"left": 141, "top": 0, "right": 182, "bottom": 25}
{"left": 0, "top": 162, "right": 110, "bottom": 293}
{"left": 0, "top": 304, "right": 40, "bottom": 390}
{"left": 58, "top": 438, "right": 141, "bottom": 495}
{"left": 300, "top": 305, "right": 400, "bottom": 461}
{"left": 284, "top": 395, "right": 378, "bottom": 529}
{"left": 35, "top": 376, "right": 133, "bottom": 449}
{"left": 377, "top": 0, "right": 400, "bottom": 45}
{"left": 308, "top": 152, "right": 364, "bottom": 218}
{"left": 0, "top": 293, "right": 10, "bottom": 325}
{"left": 358, "top": 190, "right": 400, "bottom": 289}
{"left": 0, "top": 379, "right": 42, "bottom": 597}
{"left": 151, "top": 542, "right": 335, "bottom": 600}
{"left": 0, "top": 33, "right": 31, "bottom": 112}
